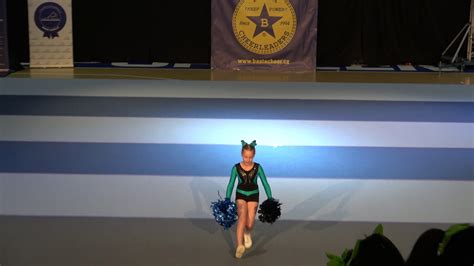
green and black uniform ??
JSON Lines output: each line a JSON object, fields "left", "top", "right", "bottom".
{"left": 226, "top": 162, "right": 272, "bottom": 202}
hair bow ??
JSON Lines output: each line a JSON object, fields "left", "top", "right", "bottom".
{"left": 241, "top": 140, "right": 257, "bottom": 147}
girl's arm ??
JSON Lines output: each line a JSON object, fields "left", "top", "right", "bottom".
{"left": 258, "top": 165, "right": 272, "bottom": 198}
{"left": 225, "top": 166, "right": 238, "bottom": 199}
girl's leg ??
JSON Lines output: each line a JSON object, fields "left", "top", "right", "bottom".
{"left": 246, "top": 201, "right": 258, "bottom": 232}
{"left": 236, "top": 199, "right": 248, "bottom": 247}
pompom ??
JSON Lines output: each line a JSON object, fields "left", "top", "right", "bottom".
{"left": 210, "top": 192, "right": 238, "bottom": 230}
{"left": 258, "top": 197, "right": 282, "bottom": 224}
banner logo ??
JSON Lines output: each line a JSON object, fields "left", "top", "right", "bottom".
{"left": 34, "top": 2, "right": 67, "bottom": 39}
{"left": 232, "top": 0, "right": 297, "bottom": 54}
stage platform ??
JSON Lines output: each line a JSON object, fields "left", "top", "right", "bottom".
{"left": 1, "top": 68, "right": 473, "bottom": 265}
{"left": 8, "top": 67, "right": 474, "bottom": 85}
{"left": 0, "top": 216, "right": 455, "bottom": 266}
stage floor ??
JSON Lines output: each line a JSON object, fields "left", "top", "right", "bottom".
{"left": 8, "top": 67, "right": 474, "bottom": 85}
{"left": 0, "top": 215, "right": 453, "bottom": 266}
{"left": 1, "top": 69, "right": 472, "bottom": 266}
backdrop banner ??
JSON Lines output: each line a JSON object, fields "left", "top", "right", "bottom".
{"left": 211, "top": 0, "right": 318, "bottom": 70}
{"left": 0, "top": 0, "right": 9, "bottom": 73}
{"left": 28, "top": 0, "right": 73, "bottom": 67}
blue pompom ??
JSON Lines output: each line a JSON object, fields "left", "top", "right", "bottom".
{"left": 210, "top": 192, "right": 238, "bottom": 230}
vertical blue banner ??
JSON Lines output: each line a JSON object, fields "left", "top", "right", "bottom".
{"left": 0, "top": 0, "right": 9, "bottom": 74}
{"left": 28, "top": 0, "right": 73, "bottom": 67}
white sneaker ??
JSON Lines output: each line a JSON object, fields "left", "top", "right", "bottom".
{"left": 244, "top": 231, "right": 253, "bottom": 248}
{"left": 235, "top": 245, "right": 245, "bottom": 258}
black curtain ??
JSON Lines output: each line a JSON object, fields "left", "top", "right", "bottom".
{"left": 6, "top": 0, "right": 471, "bottom": 66}
{"left": 71, "top": 0, "right": 211, "bottom": 63}
{"left": 5, "top": 0, "right": 28, "bottom": 70}
{"left": 317, "top": 0, "right": 470, "bottom": 65}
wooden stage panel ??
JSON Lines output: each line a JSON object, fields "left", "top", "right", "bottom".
{"left": 8, "top": 68, "right": 474, "bottom": 85}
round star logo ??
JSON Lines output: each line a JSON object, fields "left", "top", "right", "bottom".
{"left": 232, "top": 0, "right": 297, "bottom": 55}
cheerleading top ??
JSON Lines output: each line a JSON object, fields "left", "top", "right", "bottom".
{"left": 225, "top": 162, "right": 272, "bottom": 199}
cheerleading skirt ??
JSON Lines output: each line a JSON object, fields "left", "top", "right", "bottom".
{"left": 236, "top": 192, "right": 259, "bottom": 202}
